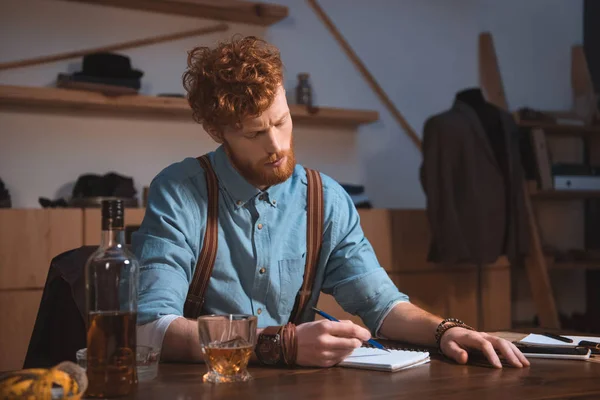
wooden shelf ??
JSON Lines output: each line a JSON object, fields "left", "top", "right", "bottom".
{"left": 59, "top": 0, "right": 288, "bottom": 26}
{"left": 0, "top": 85, "right": 379, "bottom": 127}
{"left": 544, "top": 255, "right": 600, "bottom": 270}
{"left": 530, "top": 188, "right": 600, "bottom": 200}
{"left": 518, "top": 121, "right": 600, "bottom": 137}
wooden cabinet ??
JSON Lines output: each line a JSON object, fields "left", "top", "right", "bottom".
{"left": 357, "top": 209, "right": 393, "bottom": 271}
{"left": 0, "top": 209, "right": 82, "bottom": 289}
{"left": 0, "top": 209, "right": 82, "bottom": 371}
{"left": 389, "top": 263, "right": 511, "bottom": 331}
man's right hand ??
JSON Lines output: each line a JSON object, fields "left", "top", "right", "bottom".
{"left": 295, "top": 319, "right": 371, "bottom": 367}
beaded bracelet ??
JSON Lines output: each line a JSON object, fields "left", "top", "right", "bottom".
{"left": 435, "top": 318, "right": 475, "bottom": 352}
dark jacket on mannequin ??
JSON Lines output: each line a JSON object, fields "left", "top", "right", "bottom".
{"left": 420, "top": 88, "right": 529, "bottom": 264}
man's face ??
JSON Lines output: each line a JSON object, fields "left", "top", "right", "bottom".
{"left": 220, "top": 86, "right": 296, "bottom": 189}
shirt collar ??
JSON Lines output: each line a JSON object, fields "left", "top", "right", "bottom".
{"left": 213, "top": 145, "right": 260, "bottom": 208}
{"left": 211, "top": 145, "right": 292, "bottom": 209}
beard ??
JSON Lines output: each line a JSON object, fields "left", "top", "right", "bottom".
{"left": 224, "top": 140, "right": 296, "bottom": 188}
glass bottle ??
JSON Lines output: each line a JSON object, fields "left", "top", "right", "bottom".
{"left": 296, "top": 73, "right": 313, "bottom": 107}
{"left": 85, "top": 199, "right": 139, "bottom": 398}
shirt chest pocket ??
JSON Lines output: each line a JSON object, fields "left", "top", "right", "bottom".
{"left": 277, "top": 258, "right": 306, "bottom": 317}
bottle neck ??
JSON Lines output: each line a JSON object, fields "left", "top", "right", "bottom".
{"left": 100, "top": 227, "right": 126, "bottom": 248}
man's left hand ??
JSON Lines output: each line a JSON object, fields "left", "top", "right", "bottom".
{"left": 440, "top": 328, "right": 530, "bottom": 368}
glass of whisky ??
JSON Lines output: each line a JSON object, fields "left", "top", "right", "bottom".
{"left": 197, "top": 314, "right": 258, "bottom": 383}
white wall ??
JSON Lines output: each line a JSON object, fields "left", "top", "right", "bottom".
{"left": 266, "top": 0, "right": 583, "bottom": 207}
{"left": 0, "top": 0, "right": 582, "bottom": 209}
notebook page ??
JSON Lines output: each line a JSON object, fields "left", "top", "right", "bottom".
{"left": 339, "top": 347, "right": 430, "bottom": 372}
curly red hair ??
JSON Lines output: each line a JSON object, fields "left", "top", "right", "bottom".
{"left": 183, "top": 35, "right": 284, "bottom": 133}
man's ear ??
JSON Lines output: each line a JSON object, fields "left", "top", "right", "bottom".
{"left": 204, "top": 124, "right": 224, "bottom": 143}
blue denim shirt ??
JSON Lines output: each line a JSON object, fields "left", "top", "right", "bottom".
{"left": 132, "top": 145, "right": 408, "bottom": 334}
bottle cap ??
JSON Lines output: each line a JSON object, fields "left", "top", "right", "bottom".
{"left": 101, "top": 199, "right": 124, "bottom": 229}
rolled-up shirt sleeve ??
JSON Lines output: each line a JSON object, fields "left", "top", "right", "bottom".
{"left": 321, "top": 188, "right": 409, "bottom": 335}
{"left": 131, "top": 176, "right": 200, "bottom": 325}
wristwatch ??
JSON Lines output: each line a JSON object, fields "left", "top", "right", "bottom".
{"left": 256, "top": 326, "right": 284, "bottom": 366}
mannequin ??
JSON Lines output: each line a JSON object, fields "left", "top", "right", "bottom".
{"left": 421, "top": 85, "right": 528, "bottom": 267}
{"left": 455, "top": 88, "right": 508, "bottom": 177}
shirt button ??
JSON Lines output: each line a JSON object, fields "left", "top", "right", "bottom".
{"left": 257, "top": 308, "right": 262, "bottom": 315}
{"left": 257, "top": 223, "right": 263, "bottom": 230}
{"left": 259, "top": 267, "right": 266, "bottom": 274}
{"left": 272, "top": 200, "right": 277, "bottom": 205}
{"left": 259, "top": 194, "right": 266, "bottom": 201}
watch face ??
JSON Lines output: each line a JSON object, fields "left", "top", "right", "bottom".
{"left": 258, "top": 335, "right": 281, "bottom": 365}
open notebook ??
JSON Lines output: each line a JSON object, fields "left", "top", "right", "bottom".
{"left": 339, "top": 347, "right": 430, "bottom": 372}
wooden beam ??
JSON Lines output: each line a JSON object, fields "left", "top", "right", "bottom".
{"left": 480, "top": 31, "right": 559, "bottom": 328}
{"left": 478, "top": 32, "right": 509, "bottom": 111}
{"left": 0, "top": 23, "right": 229, "bottom": 71}
{"left": 57, "top": 0, "right": 289, "bottom": 26}
{"left": 306, "top": 0, "right": 422, "bottom": 152}
{"left": 522, "top": 180, "right": 561, "bottom": 329}
{"left": 571, "top": 45, "right": 599, "bottom": 123}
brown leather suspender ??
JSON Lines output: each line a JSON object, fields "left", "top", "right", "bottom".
{"left": 183, "top": 156, "right": 219, "bottom": 318}
{"left": 288, "top": 168, "right": 324, "bottom": 324}
{"left": 183, "top": 156, "right": 324, "bottom": 323}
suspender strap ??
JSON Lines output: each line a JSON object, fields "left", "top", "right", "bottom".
{"left": 289, "top": 168, "right": 324, "bottom": 324}
{"left": 183, "top": 155, "right": 219, "bottom": 319}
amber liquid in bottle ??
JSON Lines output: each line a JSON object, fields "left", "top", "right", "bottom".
{"left": 85, "top": 200, "right": 139, "bottom": 397}
{"left": 86, "top": 311, "right": 137, "bottom": 397}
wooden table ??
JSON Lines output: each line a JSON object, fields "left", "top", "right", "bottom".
{"left": 136, "top": 356, "right": 600, "bottom": 400}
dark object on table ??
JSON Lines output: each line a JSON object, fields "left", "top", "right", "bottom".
{"left": 541, "top": 332, "right": 573, "bottom": 343}
{"left": 420, "top": 88, "right": 529, "bottom": 264}
{"left": 0, "top": 177, "right": 11, "bottom": 208}
{"left": 579, "top": 340, "right": 600, "bottom": 354}
{"left": 57, "top": 52, "right": 143, "bottom": 94}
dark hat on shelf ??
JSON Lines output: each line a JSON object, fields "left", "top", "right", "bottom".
{"left": 73, "top": 52, "right": 143, "bottom": 79}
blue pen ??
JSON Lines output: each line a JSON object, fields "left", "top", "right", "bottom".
{"left": 311, "top": 307, "right": 390, "bottom": 352}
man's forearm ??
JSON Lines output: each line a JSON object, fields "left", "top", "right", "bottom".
{"left": 161, "top": 317, "right": 204, "bottom": 362}
{"left": 161, "top": 317, "right": 264, "bottom": 363}
{"left": 379, "top": 302, "right": 443, "bottom": 347}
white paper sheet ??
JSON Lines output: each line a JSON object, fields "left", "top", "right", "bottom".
{"left": 339, "top": 347, "right": 430, "bottom": 372}
{"left": 520, "top": 334, "right": 600, "bottom": 347}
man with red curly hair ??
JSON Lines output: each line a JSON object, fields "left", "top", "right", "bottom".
{"left": 133, "top": 36, "right": 528, "bottom": 369}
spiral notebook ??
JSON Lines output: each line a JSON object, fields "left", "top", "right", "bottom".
{"left": 339, "top": 346, "right": 430, "bottom": 372}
